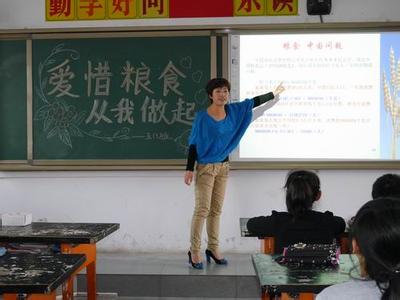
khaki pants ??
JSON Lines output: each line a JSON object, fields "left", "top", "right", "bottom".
{"left": 190, "top": 162, "right": 229, "bottom": 255}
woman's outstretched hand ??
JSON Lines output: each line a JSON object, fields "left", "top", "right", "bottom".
{"left": 274, "top": 82, "right": 285, "bottom": 96}
{"left": 184, "top": 170, "right": 194, "bottom": 185}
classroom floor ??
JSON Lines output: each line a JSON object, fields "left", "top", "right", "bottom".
{"left": 90, "top": 252, "right": 257, "bottom": 276}
{"left": 75, "top": 252, "right": 261, "bottom": 299}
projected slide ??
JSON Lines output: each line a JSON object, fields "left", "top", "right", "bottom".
{"left": 230, "top": 33, "right": 400, "bottom": 161}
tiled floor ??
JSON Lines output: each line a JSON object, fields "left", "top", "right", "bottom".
{"left": 93, "top": 252, "right": 257, "bottom": 276}
{"left": 76, "top": 252, "right": 260, "bottom": 299}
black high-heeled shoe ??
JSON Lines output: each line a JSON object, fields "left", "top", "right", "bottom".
{"left": 188, "top": 251, "right": 203, "bottom": 269}
{"left": 205, "top": 249, "right": 228, "bottom": 265}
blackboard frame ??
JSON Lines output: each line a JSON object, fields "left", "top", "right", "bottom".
{"left": 2, "top": 25, "right": 400, "bottom": 170}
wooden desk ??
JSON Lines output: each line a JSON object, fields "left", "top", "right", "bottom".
{"left": 252, "top": 254, "right": 360, "bottom": 300}
{"left": 0, "top": 253, "right": 86, "bottom": 300}
{"left": 0, "top": 222, "right": 120, "bottom": 300}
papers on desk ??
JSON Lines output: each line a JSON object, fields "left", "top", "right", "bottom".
{"left": 1, "top": 212, "right": 32, "bottom": 226}
{"left": 240, "top": 218, "right": 251, "bottom": 237}
{"left": 7, "top": 243, "right": 53, "bottom": 254}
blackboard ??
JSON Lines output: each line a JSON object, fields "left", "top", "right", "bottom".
{"left": 0, "top": 40, "right": 27, "bottom": 161}
{"left": 32, "top": 35, "right": 212, "bottom": 160}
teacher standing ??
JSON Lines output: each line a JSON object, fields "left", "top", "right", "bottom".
{"left": 184, "top": 78, "right": 285, "bottom": 269}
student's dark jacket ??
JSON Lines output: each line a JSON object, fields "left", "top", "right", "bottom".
{"left": 247, "top": 210, "right": 346, "bottom": 253}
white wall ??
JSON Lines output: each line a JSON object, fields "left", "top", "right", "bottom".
{"left": 0, "top": 169, "right": 395, "bottom": 253}
{"left": 1, "top": 0, "right": 400, "bottom": 253}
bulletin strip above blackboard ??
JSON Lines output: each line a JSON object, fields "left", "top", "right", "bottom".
{"left": 0, "top": 31, "right": 217, "bottom": 169}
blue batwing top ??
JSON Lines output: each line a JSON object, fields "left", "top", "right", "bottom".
{"left": 188, "top": 99, "right": 254, "bottom": 164}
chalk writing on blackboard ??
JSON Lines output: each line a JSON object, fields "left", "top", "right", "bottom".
{"left": 33, "top": 43, "right": 206, "bottom": 155}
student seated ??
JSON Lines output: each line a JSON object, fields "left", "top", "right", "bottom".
{"left": 316, "top": 197, "right": 400, "bottom": 300}
{"left": 247, "top": 170, "right": 346, "bottom": 253}
{"left": 347, "top": 174, "right": 400, "bottom": 229}
{"left": 372, "top": 173, "right": 400, "bottom": 199}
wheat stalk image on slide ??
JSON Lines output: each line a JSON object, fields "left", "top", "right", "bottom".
{"left": 383, "top": 47, "right": 400, "bottom": 159}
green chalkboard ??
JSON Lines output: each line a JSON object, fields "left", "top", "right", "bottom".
{"left": 32, "top": 35, "right": 211, "bottom": 160}
{"left": 0, "top": 40, "right": 27, "bottom": 161}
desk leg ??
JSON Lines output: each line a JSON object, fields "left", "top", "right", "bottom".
{"left": 62, "top": 276, "right": 74, "bottom": 300}
{"left": 340, "top": 236, "right": 350, "bottom": 254}
{"left": 61, "top": 243, "right": 97, "bottom": 300}
{"left": 27, "top": 292, "right": 57, "bottom": 299}
{"left": 281, "top": 293, "right": 314, "bottom": 300}
{"left": 261, "top": 292, "right": 270, "bottom": 300}
{"left": 261, "top": 287, "right": 275, "bottom": 300}
{"left": 87, "top": 259, "right": 97, "bottom": 300}
{"left": 261, "top": 237, "right": 275, "bottom": 254}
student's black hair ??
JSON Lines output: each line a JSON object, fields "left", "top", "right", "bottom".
{"left": 371, "top": 174, "right": 400, "bottom": 199}
{"left": 350, "top": 198, "right": 400, "bottom": 300}
{"left": 284, "top": 170, "right": 320, "bottom": 219}
{"left": 205, "top": 78, "right": 231, "bottom": 103}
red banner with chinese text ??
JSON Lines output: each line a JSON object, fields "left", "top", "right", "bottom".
{"left": 45, "top": 0, "right": 297, "bottom": 21}
{"left": 169, "top": 0, "right": 233, "bottom": 18}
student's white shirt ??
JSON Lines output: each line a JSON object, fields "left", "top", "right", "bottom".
{"left": 316, "top": 279, "right": 382, "bottom": 300}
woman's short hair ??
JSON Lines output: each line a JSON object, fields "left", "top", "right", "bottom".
{"left": 205, "top": 78, "right": 231, "bottom": 97}
{"left": 351, "top": 197, "right": 400, "bottom": 299}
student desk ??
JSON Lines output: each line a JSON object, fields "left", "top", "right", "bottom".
{"left": 0, "top": 222, "right": 120, "bottom": 300}
{"left": 240, "top": 218, "right": 350, "bottom": 254}
{"left": 0, "top": 253, "right": 86, "bottom": 300}
{"left": 252, "top": 254, "right": 359, "bottom": 300}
